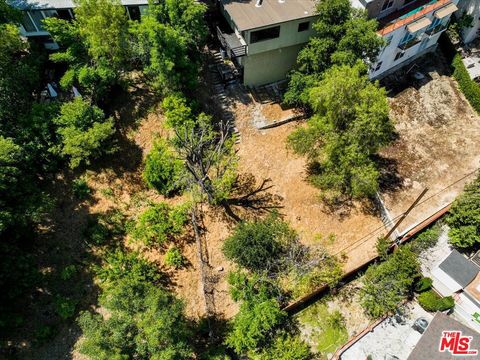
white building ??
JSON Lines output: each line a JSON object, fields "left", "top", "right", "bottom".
{"left": 431, "top": 249, "right": 480, "bottom": 333}
{"left": 9, "top": 0, "right": 148, "bottom": 48}
{"left": 457, "top": 0, "right": 480, "bottom": 43}
{"left": 353, "top": 0, "right": 459, "bottom": 79}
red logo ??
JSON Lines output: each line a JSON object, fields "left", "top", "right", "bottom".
{"left": 439, "top": 331, "right": 478, "bottom": 356}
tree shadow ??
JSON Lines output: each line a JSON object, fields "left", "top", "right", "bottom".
{"left": 222, "top": 173, "right": 284, "bottom": 223}
{"left": 374, "top": 155, "right": 404, "bottom": 195}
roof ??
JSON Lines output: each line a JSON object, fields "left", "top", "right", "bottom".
{"left": 10, "top": 0, "right": 147, "bottom": 10}
{"left": 408, "top": 312, "right": 480, "bottom": 360}
{"left": 466, "top": 272, "right": 480, "bottom": 304}
{"left": 378, "top": 0, "right": 451, "bottom": 36}
{"left": 220, "top": 0, "right": 318, "bottom": 31}
{"left": 439, "top": 249, "right": 480, "bottom": 288}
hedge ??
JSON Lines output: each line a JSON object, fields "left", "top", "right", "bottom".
{"left": 418, "top": 290, "right": 455, "bottom": 312}
{"left": 452, "top": 53, "right": 480, "bottom": 114}
{"left": 415, "top": 277, "right": 433, "bottom": 293}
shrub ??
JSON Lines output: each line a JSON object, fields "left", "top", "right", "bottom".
{"left": 53, "top": 98, "right": 115, "bottom": 169}
{"left": 55, "top": 296, "right": 77, "bottom": 320}
{"left": 222, "top": 213, "right": 297, "bottom": 273}
{"left": 446, "top": 173, "right": 480, "bottom": 248}
{"left": 162, "top": 93, "right": 195, "bottom": 129}
{"left": 415, "top": 277, "right": 433, "bottom": 293}
{"left": 418, "top": 290, "right": 454, "bottom": 312}
{"left": 452, "top": 54, "right": 480, "bottom": 114}
{"left": 72, "top": 176, "right": 91, "bottom": 199}
{"left": 376, "top": 237, "right": 390, "bottom": 260}
{"left": 60, "top": 264, "right": 78, "bottom": 281}
{"left": 360, "top": 247, "right": 420, "bottom": 318}
{"left": 410, "top": 224, "right": 441, "bottom": 254}
{"left": 164, "top": 247, "right": 185, "bottom": 269}
{"left": 130, "top": 202, "right": 189, "bottom": 246}
{"left": 84, "top": 218, "right": 110, "bottom": 245}
{"left": 143, "top": 139, "right": 184, "bottom": 196}
{"left": 251, "top": 333, "right": 311, "bottom": 360}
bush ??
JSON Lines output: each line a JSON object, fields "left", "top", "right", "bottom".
{"left": 72, "top": 176, "right": 91, "bottom": 199}
{"left": 251, "top": 333, "right": 311, "bottom": 360}
{"left": 452, "top": 54, "right": 480, "bottom": 114}
{"left": 130, "top": 202, "right": 189, "bottom": 246}
{"left": 360, "top": 247, "right": 420, "bottom": 318}
{"left": 162, "top": 93, "right": 195, "bottom": 129}
{"left": 415, "top": 277, "right": 433, "bottom": 293}
{"left": 164, "top": 247, "right": 185, "bottom": 269}
{"left": 84, "top": 218, "right": 110, "bottom": 245}
{"left": 410, "top": 224, "right": 441, "bottom": 254}
{"left": 143, "top": 139, "right": 184, "bottom": 196}
{"left": 418, "top": 290, "right": 454, "bottom": 312}
{"left": 53, "top": 98, "right": 115, "bottom": 169}
{"left": 60, "top": 264, "right": 78, "bottom": 281}
{"left": 55, "top": 296, "right": 77, "bottom": 320}
{"left": 446, "top": 173, "right": 480, "bottom": 248}
{"left": 222, "top": 213, "right": 297, "bottom": 273}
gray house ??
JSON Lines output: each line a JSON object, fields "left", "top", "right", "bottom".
{"left": 217, "top": 0, "right": 318, "bottom": 86}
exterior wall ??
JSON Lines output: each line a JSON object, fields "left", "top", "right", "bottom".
{"left": 242, "top": 43, "right": 304, "bottom": 86}
{"left": 364, "top": 0, "right": 413, "bottom": 19}
{"left": 457, "top": 0, "right": 480, "bottom": 43}
{"left": 244, "top": 17, "right": 317, "bottom": 55}
{"left": 369, "top": 0, "right": 459, "bottom": 79}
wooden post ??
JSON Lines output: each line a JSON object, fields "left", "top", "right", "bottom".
{"left": 385, "top": 188, "right": 429, "bottom": 240}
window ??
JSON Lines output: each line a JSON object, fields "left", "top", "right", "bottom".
{"left": 127, "top": 6, "right": 141, "bottom": 21}
{"left": 385, "top": 35, "right": 393, "bottom": 47}
{"left": 21, "top": 12, "right": 36, "bottom": 32}
{"left": 400, "top": 31, "right": 416, "bottom": 45}
{"left": 29, "top": 10, "right": 45, "bottom": 31}
{"left": 427, "top": 16, "right": 442, "bottom": 30}
{"left": 374, "top": 61, "right": 383, "bottom": 72}
{"left": 394, "top": 51, "right": 405, "bottom": 61}
{"left": 381, "top": 0, "right": 394, "bottom": 11}
{"left": 250, "top": 26, "right": 280, "bottom": 43}
{"left": 403, "top": 0, "right": 416, "bottom": 4}
{"left": 56, "top": 9, "right": 73, "bottom": 21}
{"left": 298, "top": 21, "right": 309, "bottom": 32}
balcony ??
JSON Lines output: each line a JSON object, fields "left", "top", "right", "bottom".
{"left": 216, "top": 26, "right": 247, "bottom": 59}
{"left": 398, "top": 36, "right": 422, "bottom": 50}
{"left": 425, "top": 23, "right": 448, "bottom": 36}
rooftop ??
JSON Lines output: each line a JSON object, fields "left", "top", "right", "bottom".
{"left": 439, "top": 249, "right": 480, "bottom": 288}
{"left": 220, "top": 0, "right": 317, "bottom": 31}
{"left": 10, "top": 0, "right": 147, "bottom": 10}
{"left": 408, "top": 312, "right": 480, "bottom": 360}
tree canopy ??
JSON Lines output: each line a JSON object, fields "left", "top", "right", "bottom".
{"left": 447, "top": 174, "right": 480, "bottom": 248}
{"left": 288, "top": 62, "right": 393, "bottom": 200}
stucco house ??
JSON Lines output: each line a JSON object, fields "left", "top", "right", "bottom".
{"left": 216, "top": 0, "right": 318, "bottom": 86}
{"left": 352, "top": 0, "right": 459, "bottom": 79}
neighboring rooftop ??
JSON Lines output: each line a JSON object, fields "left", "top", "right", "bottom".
{"left": 9, "top": 0, "right": 146, "bottom": 10}
{"left": 220, "top": 0, "right": 317, "bottom": 31}
{"left": 408, "top": 312, "right": 480, "bottom": 360}
{"left": 439, "top": 249, "right": 480, "bottom": 288}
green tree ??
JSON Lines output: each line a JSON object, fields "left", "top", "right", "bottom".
{"left": 284, "top": 0, "right": 383, "bottom": 106}
{"left": 222, "top": 213, "right": 297, "bottom": 273}
{"left": 360, "top": 247, "right": 420, "bottom": 318}
{"left": 130, "top": 202, "right": 188, "bottom": 246}
{"left": 225, "top": 298, "right": 286, "bottom": 355}
{"left": 251, "top": 333, "right": 311, "bottom": 360}
{"left": 143, "top": 139, "right": 184, "bottom": 196}
{"left": 78, "top": 277, "right": 193, "bottom": 359}
{"left": 288, "top": 63, "right": 393, "bottom": 200}
{"left": 53, "top": 98, "right": 115, "bottom": 168}
{"left": 447, "top": 174, "right": 480, "bottom": 248}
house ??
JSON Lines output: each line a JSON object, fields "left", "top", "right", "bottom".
{"left": 432, "top": 249, "right": 480, "bottom": 333}
{"left": 408, "top": 312, "right": 480, "bottom": 359}
{"left": 456, "top": 0, "right": 480, "bottom": 44}
{"left": 216, "top": 0, "right": 318, "bottom": 86}
{"left": 9, "top": 0, "right": 148, "bottom": 49}
{"left": 352, "top": 0, "right": 459, "bottom": 79}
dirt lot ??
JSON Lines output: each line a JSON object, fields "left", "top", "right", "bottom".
{"left": 380, "top": 60, "right": 480, "bottom": 235}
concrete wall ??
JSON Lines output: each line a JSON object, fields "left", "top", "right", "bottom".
{"left": 457, "top": 0, "right": 480, "bottom": 43}
{"left": 244, "top": 16, "right": 317, "bottom": 55}
{"left": 365, "top": 0, "right": 412, "bottom": 19}
{"left": 242, "top": 43, "right": 304, "bottom": 86}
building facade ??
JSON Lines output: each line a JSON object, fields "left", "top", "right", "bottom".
{"left": 217, "top": 0, "right": 318, "bottom": 87}
{"left": 352, "top": 0, "right": 459, "bottom": 79}
{"left": 456, "top": 0, "right": 480, "bottom": 44}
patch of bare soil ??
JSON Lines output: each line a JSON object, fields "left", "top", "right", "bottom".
{"left": 381, "top": 71, "right": 480, "bottom": 234}
{"left": 230, "top": 92, "right": 383, "bottom": 273}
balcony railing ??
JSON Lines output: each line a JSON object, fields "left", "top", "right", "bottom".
{"left": 216, "top": 26, "right": 247, "bottom": 59}
{"left": 398, "top": 36, "right": 422, "bottom": 50}
{"left": 425, "top": 23, "right": 448, "bottom": 36}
